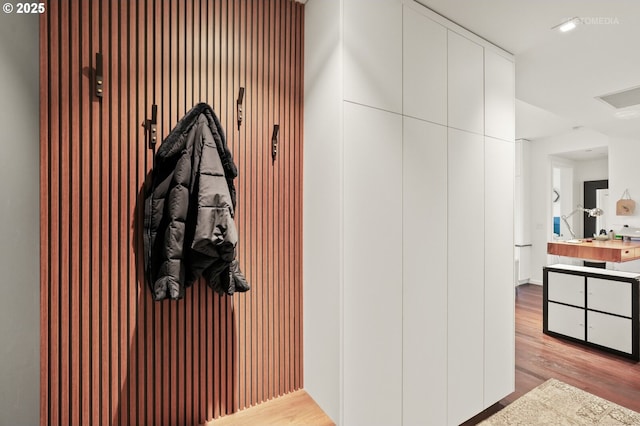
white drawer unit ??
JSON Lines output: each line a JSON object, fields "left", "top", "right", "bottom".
{"left": 547, "top": 271, "right": 585, "bottom": 307}
{"left": 543, "top": 264, "right": 640, "bottom": 360}
{"left": 587, "top": 311, "right": 633, "bottom": 354}
{"left": 587, "top": 277, "right": 632, "bottom": 317}
{"left": 547, "top": 302, "right": 585, "bottom": 340}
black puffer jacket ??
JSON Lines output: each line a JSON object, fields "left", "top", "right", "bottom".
{"left": 143, "top": 103, "right": 249, "bottom": 301}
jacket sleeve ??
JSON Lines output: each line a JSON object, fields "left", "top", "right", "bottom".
{"left": 150, "top": 131, "right": 196, "bottom": 300}
{"left": 190, "top": 120, "right": 238, "bottom": 264}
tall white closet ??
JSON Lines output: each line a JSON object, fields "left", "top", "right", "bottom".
{"left": 304, "top": 0, "right": 515, "bottom": 424}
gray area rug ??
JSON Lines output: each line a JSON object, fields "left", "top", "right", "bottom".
{"left": 479, "top": 378, "right": 640, "bottom": 425}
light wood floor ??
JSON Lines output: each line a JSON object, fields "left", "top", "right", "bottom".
{"left": 203, "top": 390, "right": 335, "bottom": 426}
{"left": 465, "top": 283, "right": 640, "bottom": 424}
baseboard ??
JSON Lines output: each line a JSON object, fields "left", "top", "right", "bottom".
{"left": 516, "top": 279, "right": 542, "bottom": 286}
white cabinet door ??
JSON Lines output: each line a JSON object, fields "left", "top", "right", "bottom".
{"left": 484, "top": 136, "right": 515, "bottom": 407}
{"left": 403, "top": 5, "right": 447, "bottom": 125}
{"left": 402, "top": 117, "right": 447, "bottom": 426}
{"left": 587, "top": 278, "right": 632, "bottom": 317}
{"left": 587, "top": 311, "right": 633, "bottom": 354}
{"left": 344, "top": 0, "right": 402, "bottom": 113}
{"left": 448, "top": 31, "right": 484, "bottom": 135}
{"left": 485, "top": 50, "right": 515, "bottom": 142}
{"left": 343, "top": 102, "right": 403, "bottom": 426}
{"left": 548, "top": 272, "right": 585, "bottom": 307}
{"left": 548, "top": 302, "right": 585, "bottom": 340}
{"left": 448, "top": 128, "right": 484, "bottom": 425}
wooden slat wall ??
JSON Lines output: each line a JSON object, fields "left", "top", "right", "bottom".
{"left": 39, "top": 1, "right": 304, "bottom": 425}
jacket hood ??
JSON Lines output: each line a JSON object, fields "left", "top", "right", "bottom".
{"left": 156, "top": 103, "right": 238, "bottom": 181}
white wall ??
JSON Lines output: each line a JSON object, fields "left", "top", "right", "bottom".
{"left": 0, "top": 11, "right": 39, "bottom": 426}
{"left": 608, "top": 137, "right": 640, "bottom": 272}
{"left": 515, "top": 139, "right": 532, "bottom": 282}
{"left": 552, "top": 167, "right": 562, "bottom": 218}
{"left": 529, "top": 128, "right": 609, "bottom": 283}
{"left": 552, "top": 161, "right": 575, "bottom": 239}
{"left": 303, "top": 0, "right": 343, "bottom": 421}
{"left": 574, "top": 157, "right": 609, "bottom": 235}
{"left": 548, "top": 157, "right": 607, "bottom": 239}
{"left": 575, "top": 158, "right": 608, "bottom": 188}
{"left": 609, "top": 137, "right": 640, "bottom": 231}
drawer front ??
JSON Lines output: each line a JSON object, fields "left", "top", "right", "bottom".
{"left": 547, "top": 272, "right": 585, "bottom": 307}
{"left": 547, "top": 302, "right": 585, "bottom": 340}
{"left": 621, "top": 248, "right": 636, "bottom": 261}
{"left": 587, "top": 311, "right": 632, "bottom": 354}
{"left": 587, "top": 278, "right": 632, "bottom": 317}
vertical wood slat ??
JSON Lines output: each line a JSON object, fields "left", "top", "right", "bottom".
{"left": 69, "top": 0, "right": 82, "bottom": 424}
{"left": 234, "top": 0, "right": 245, "bottom": 413}
{"left": 281, "top": 0, "right": 289, "bottom": 396}
{"left": 169, "top": 2, "right": 179, "bottom": 425}
{"left": 278, "top": 0, "right": 286, "bottom": 400}
{"left": 49, "top": 1, "right": 60, "bottom": 422}
{"left": 257, "top": 0, "right": 267, "bottom": 406}
{"left": 126, "top": 3, "right": 139, "bottom": 426}
{"left": 108, "top": 1, "right": 120, "bottom": 424}
{"left": 159, "top": 1, "right": 170, "bottom": 424}
{"left": 143, "top": 1, "right": 155, "bottom": 425}
{"left": 79, "top": 1, "right": 92, "bottom": 425}
{"left": 297, "top": 3, "right": 304, "bottom": 389}
{"left": 266, "top": 0, "right": 274, "bottom": 402}
{"left": 49, "top": 1, "right": 60, "bottom": 418}
{"left": 298, "top": 0, "right": 305, "bottom": 390}
{"left": 211, "top": 1, "right": 220, "bottom": 417}
{"left": 154, "top": 2, "right": 165, "bottom": 425}
{"left": 59, "top": 2, "right": 70, "bottom": 426}
{"left": 89, "top": 0, "right": 101, "bottom": 424}
{"left": 41, "top": 1, "right": 304, "bottom": 425}
{"left": 217, "top": 0, "right": 226, "bottom": 418}
{"left": 249, "top": 1, "right": 259, "bottom": 406}
{"left": 184, "top": 3, "right": 194, "bottom": 422}
{"left": 39, "top": 7, "right": 50, "bottom": 426}
{"left": 272, "top": 0, "right": 280, "bottom": 401}
{"left": 118, "top": 2, "right": 128, "bottom": 424}
{"left": 99, "top": 0, "right": 111, "bottom": 424}
{"left": 207, "top": 3, "right": 216, "bottom": 421}
{"left": 192, "top": 3, "right": 203, "bottom": 421}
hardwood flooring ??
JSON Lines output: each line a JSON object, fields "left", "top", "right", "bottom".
{"left": 465, "top": 283, "right": 640, "bottom": 425}
{"left": 202, "top": 390, "right": 335, "bottom": 426}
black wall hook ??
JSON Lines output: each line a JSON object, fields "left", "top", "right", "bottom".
{"left": 271, "top": 124, "right": 280, "bottom": 163}
{"left": 143, "top": 104, "right": 158, "bottom": 150}
{"left": 237, "top": 87, "right": 245, "bottom": 130}
{"left": 95, "top": 52, "right": 103, "bottom": 98}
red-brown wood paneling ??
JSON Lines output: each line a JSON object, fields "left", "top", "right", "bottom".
{"left": 40, "top": 1, "right": 304, "bottom": 425}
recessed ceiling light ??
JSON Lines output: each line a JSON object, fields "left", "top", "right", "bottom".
{"left": 559, "top": 20, "right": 577, "bottom": 32}
{"left": 553, "top": 17, "right": 579, "bottom": 33}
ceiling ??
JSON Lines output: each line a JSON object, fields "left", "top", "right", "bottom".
{"left": 415, "top": 0, "right": 640, "bottom": 142}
